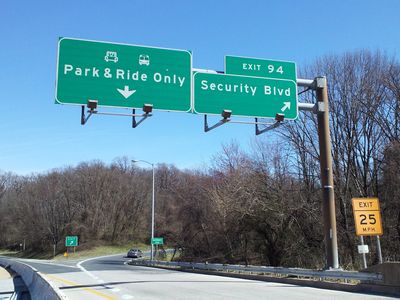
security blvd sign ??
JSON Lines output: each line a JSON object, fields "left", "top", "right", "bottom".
{"left": 193, "top": 72, "right": 297, "bottom": 119}
{"left": 225, "top": 55, "right": 297, "bottom": 82}
{"left": 352, "top": 198, "right": 383, "bottom": 236}
{"left": 56, "top": 38, "right": 192, "bottom": 112}
{"left": 65, "top": 236, "right": 78, "bottom": 247}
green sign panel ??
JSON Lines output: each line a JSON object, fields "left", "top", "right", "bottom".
{"left": 56, "top": 38, "right": 192, "bottom": 112}
{"left": 225, "top": 55, "right": 296, "bottom": 82}
{"left": 193, "top": 73, "right": 297, "bottom": 119}
{"left": 151, "top": 237, "right": 164, "bottom": 245}
{"left": 65, "top": 236, "right": 78, "bottom": 247}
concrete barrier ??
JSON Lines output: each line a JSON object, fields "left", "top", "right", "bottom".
{"left": 0, "top": 258, "right": 65, "bottom": 299}
{"left": 360, "top": 262, "right": 400, "bottom": 295}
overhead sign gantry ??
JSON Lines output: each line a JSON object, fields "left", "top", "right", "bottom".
{"left": 55, "top": 38, "right": 340, "bottom": 269}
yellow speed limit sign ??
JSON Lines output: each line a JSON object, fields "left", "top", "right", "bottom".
{"left": 352, "top": 198, "right": 383, "bottom": 236}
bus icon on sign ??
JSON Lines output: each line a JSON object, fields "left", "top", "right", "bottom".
{"left": 139, "top": 54, "right": 150, "bottom": 66}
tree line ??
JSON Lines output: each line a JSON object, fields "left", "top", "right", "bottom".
{"left": 0, "top": 50, "right": 399, "bottom": 269}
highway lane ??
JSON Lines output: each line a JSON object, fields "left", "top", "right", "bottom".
{"left": 13, "top": 255, "right": 397, "bottom": 300}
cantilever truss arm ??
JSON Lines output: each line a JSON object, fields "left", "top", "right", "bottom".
{"left": 204, "top": 114, "right": 230, "bottom": 132}
{"left": 255, "top": 113, "right": 285, "bottom": 135}
{"left": 81, "top": 106, "right": 94, "bottom": 125}
{"left": 255, "top": 118, "right": 282, "bottom": 135}
{"left": 204, "top": 113, "right": 285, "bottom": 135}
{"left": 132, "top": 109, "right": 151, "bottom": 128}
{"left": 80, "top": 104, "right": 153, "bottom": 128}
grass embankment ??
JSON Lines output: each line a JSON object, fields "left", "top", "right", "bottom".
{"left": 0, "top": 249, "right": 50, "bottom": 259}
{"left": 0, "top": 249, "right": 19, "bottom": 257}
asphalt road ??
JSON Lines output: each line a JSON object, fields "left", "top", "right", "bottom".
{"left": 10, "top": 255, "right": 397, "bottom": 300}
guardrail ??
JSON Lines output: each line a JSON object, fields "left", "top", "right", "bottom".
{"left": 0, "top": 257, "right": 65, "bottom": 299}
{"left": 130, "top": 260, "right": 383, "bottom": 282}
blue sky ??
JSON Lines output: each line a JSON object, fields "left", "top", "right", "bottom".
{"left": 1, "top": 0, "right": 399, "bottom": 174}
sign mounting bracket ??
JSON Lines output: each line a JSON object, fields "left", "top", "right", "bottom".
{"left": 132, "top": 108, "right": 152, "bottom": 128}
{"left": 80, "top": 100, "right": 153, "bottom": 128}
{"left": 204, "top": 111, "right": 285, "bottom": 134}
{"left": 255, "top": 114, "right": 285, "bottom": 135}
{"left": 81, "top": 105, "right": 94, "bottom": 125}
{"left": 204, "top": 112, "right": 231, "bottom": 132}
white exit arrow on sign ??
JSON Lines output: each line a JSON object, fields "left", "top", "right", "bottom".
{"left": 281, "top": 102, "right": 291, "bottom": 112}
{"left": 117, "top": 85, "right": 136, "bottom": 99}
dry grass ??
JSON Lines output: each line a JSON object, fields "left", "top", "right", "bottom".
{"left": 53, "top": 243, "right": 149, "bottom": 261}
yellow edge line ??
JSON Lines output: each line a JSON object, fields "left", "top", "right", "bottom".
{"left": 44, "top": 273, "right": 117, "bottom": 300}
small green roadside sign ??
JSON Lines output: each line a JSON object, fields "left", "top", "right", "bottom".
{"left": 225, "top": 55, "right": 296, "bottom": 82}
{"left": 193, "top": 72, "right": 297, "bottom": 119}
{"left": 56, "top": 37, "right": 192, "bottom": 112}
{"left": 65, "top": 236, "right": 78, "bottom": 247}
{"left": 151, "top": 237, "right": 164, "bottom": 245}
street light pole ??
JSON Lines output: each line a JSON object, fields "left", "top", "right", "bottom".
{"left": 132, "top": 159, "right": 155, "bottom": 261}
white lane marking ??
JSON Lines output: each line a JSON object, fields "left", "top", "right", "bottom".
{"left": 76, "top": 253, "right": 126, "bottom": 285}
{"left": 76, "top": 260, "right": 101, "bottom": 282}
{"left": 111, "top": 288, "right": 121, "bottom": 293}
{"left": 122, "top": 295, "right": 134, "bottom": 299}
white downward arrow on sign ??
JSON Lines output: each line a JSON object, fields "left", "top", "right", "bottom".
{"left": 281, "top": 102, "right": 291, "bottom": 112}
{"left": 117, "top": 85, "right": 136, "bottom": 99}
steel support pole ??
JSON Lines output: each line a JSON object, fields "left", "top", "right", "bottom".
{"left": 316, "top": 77, "right": 339, "bottom": 269}
{"left": 151, "top": 164, "right": 155, "bottom": 261}
{"left": 376, "top": 236, "right": 383, "bottom": 264}
{"left": 360, "top": 236, "right": 367, "bottom": 268}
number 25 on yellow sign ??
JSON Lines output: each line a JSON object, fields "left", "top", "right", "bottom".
{"left": 352, "top": 198, "right": 383, "bottom": 236}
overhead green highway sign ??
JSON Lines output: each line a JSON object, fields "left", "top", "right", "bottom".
{"left": 225, "top": 55, "right": 296, "bottom": 82}
{"left": 65, "top": 236, "right": 78, "bottom": 247}
{"left": 193, "top": 72, "right": 297, "bottom": 119}
{"left": 56, "top": 37, "right": 192, "bottom": 112}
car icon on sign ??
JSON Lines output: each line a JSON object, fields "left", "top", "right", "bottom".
{"left": 104, "top": 51, "right": 118, "bottom": 63}
{"left": 139, "top": 54, "right": 150, "bottom": 66}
